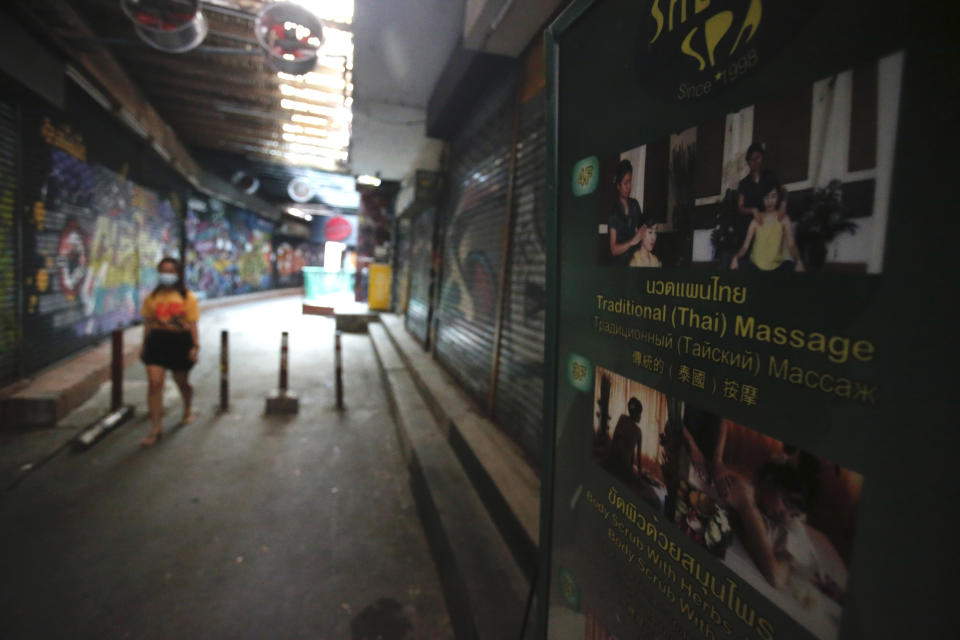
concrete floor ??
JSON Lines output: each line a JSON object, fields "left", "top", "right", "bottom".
{"left": 0, "top": 296, "right": 453, "bottom": 640}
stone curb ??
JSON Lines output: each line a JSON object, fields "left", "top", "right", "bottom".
{"left": 377, "top": 314, "right": 540, "bottom": 579}
{"left": 369, "top": 323, "right": 531, "bottom": 640}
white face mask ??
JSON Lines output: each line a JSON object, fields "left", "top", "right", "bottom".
{"left": 157, "top": 272, "right": 179, "bottom": 287}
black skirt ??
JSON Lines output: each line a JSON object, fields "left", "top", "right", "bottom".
{"left": 142, "top": 330, "right": 195, "bottom": 372}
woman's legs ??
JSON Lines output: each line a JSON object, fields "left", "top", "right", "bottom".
{"left": 144, "top": 364, "right": 166, "bottom": 445}
{"left": 172, "top": 370, "right": 194, "bottom": 424}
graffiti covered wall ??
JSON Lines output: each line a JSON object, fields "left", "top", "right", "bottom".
{"left": 20, "top": 112, "right": 182, "bottom": 373}
{"left": 492, "top": 92, "right": 548, "bottom": 461}
{"left": 274, "top": 235, "right": 323, "bottom": 288}
{"left": 0, "top": 102, "right": 18, "bottom": 386}
{"left": 185, "top": 196, "right": 274, "bottom": 299}
{"left": 433, "top": 91, "right": 513, "bottom": 406}
{"left": 356, "top": 191, "right": 393, "bottom": 302}
{"left": 405, "top": 69, "right": 547, "bottom": 462}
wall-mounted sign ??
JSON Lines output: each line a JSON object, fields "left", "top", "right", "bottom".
{"left": 638, "top": 0, "right": 825, "bottom": 102}
{"left": 541, "top": 1, "right": 957, "bottom": 639}
{"left": 324, "top": 215, "right": 353, "bottom": 242}
{"left": 311, "top": 213, "right": 359, "bottom": 247}
{"left": 286, "top": 171, "right": 361, "bottom": 209}
{"left": 315, "top": 172, "right": 360, "bottom": 209}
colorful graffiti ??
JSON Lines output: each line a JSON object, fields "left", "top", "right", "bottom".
{"left": 491, "top": 118, "right": 549, "bottom": 459}
{"left": 438, "top": 176, "right": 503, "bottom": 324}
{"left": 275, "top": 236, "right": 323, "bottom": 287}
{"left": 357, "top": 191, "right": 390, "bottom": 258}
{"left": 23, "top": 122, "right": 181, "bottom": 370}
{"left": 0, "top": 115, "right": 17, "bottom": 384}
{"left": 134, "top": 186, "right": 179, "bottom": 304}
{"left": 185, "top": 198, "right": 274, "bottom": 299}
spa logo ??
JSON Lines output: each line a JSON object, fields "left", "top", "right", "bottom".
{"left": 638, "top": 0, "right": 824, "bottom": 101}
{"left": 558, "top": 567, "right": 581, "bottom": 610}
{"left": 572, "top": 156, "right": 600, "bottom": 196}
{"left": 568, "top": 353, "right": 594, "bottom": 392}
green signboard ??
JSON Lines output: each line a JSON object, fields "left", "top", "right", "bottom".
{"left": 540, "top": 1, "right": 958, "bottom": 639}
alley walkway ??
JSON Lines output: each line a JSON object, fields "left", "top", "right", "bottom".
{"left": 0, "top": 296, "right": 452, "bottom": 640}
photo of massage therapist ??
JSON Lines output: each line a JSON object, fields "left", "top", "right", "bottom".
{"left": 608, "top": 159, "right": 646, "bottom": 267}
{"left": 591, "top": 367, "right": 669, "bottom": 511}
{"left": 596, "top": 50, "right": 904, "bottom": 274}
{"left": 605, "top": 158, "right": 661, "bottom": 268}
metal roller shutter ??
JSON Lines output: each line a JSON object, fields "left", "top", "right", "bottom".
{"left": 433, "top": 96, "right": 513, "bottom": 404}
{"left": 492, "top": 92, "right": 547, "bottom": 461}
{"left": 18, "top": 97, "right": 183, "bottom": 374}
{"left": 405, "top": 206, "right": 434, "bottom": 345}
{"left": 0, "top": 102, "right": 19, "bottom": 386}
{"left": 392, "top": 216, "right": 411, "bottom": 315}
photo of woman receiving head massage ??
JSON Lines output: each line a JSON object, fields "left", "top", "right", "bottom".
{"left": 607, "top": 158, "right": 661, "bottom": 269}
{"left": 662, "top": 406, "right": 862, "bottom": 640}
{"left": 629, "top": 222, "right": 660, "bottom": 268}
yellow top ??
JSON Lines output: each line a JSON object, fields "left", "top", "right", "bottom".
{"left": 629, "top": 248, "right": 662, "bottom": 268}
{"left": 141, "top": 289, "right": 199, "bottom": 330}
{"left": 750, "top": 214, "right": 787, "bottom": 270}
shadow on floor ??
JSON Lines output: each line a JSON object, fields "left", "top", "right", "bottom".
{"left": 350, "top": 597, "right": 413, "bottom": 640}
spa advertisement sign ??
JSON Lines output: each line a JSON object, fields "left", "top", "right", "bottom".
{"left": 542, "top": 1, "right": 955, "bottom": 639}
{"left": 637, "top": 0, "right": 824, "bottom": 102}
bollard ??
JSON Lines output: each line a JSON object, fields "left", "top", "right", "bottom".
{"left": 111, "top": 329, "right": 123, "bottom": 411}
{"left": 335, "top": 330, "right": 343, "bottom": 410}
{"left": 75, "top": 328, "right": 135, "bottom": 450}
{"left": 219, "top": 330, "right": 229, "bottom": 412}
{"left": 265, "top": 331, "right": 299, "bottom": 414}
{"left": 279, "top": 331, "right": 289, "bottom": 392}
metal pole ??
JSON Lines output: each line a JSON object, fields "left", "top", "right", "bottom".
{"left": 220, "top": 330, "right": 229, "bottom": 412}
{"left": 335, "top": 330, "right": 343, "bottom": 409}
{"left": 110, "top": 329, "right": 123, "bottom": 411}
{"left": 279, "top": 331, "right": 289, "bottom": 393}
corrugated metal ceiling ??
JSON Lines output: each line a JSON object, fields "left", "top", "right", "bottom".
{"left": 22, "top": 0, "right": 356, "bottom": 190}
{"left": 10, "top": 0, "right": 472, "bottom": 195}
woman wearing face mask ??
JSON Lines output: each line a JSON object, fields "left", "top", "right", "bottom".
{"left": 139, "top": 257, "right": 200, "bottom": 446}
